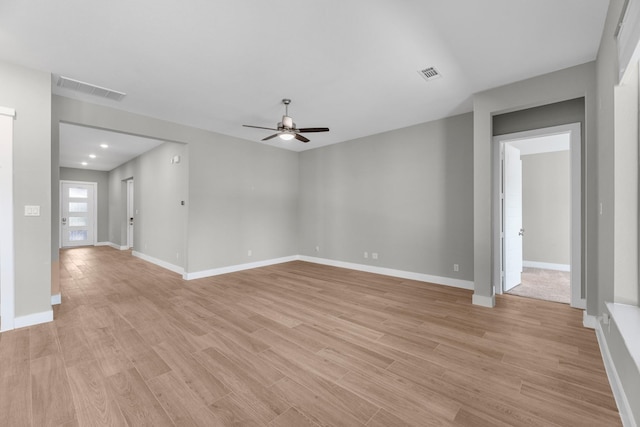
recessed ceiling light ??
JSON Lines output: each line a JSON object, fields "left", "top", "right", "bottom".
{"left": 81, "top": 162, "right": 88, "bottom": 166}
{"left": 89, "top": 154, "right": 96, "bottom": 158}
{"left": 100, "top": 144, "right": 109, "bottom": 149}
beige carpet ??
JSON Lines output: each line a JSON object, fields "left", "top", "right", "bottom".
{"left": 507, "top": 267, "right": 570, "bottom": 304}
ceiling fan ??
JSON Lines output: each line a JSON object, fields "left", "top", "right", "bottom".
{"left": 243, "top": 99, "right": 329, "bottom": 143}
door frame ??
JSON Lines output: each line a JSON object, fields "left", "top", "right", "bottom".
{"left": 0, "top": 106, "right": 16, "bottom": 332}
{"left": 502, "top": 143, "right": 523, "bottom": 292}
{"left": 493, "top": 123, "right": 584, "bottom": 308}
{"left": 126, "top": 179, "right": 134, "bottom": 249}
{"left": 59, "top": 180, "right": 98, "bottom": 248}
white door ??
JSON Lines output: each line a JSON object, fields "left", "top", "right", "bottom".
{"left": 503, "top": 144, "right": 523, "bottom": 291}
{"left": 127, "top": 179, "right": 134, "bottom": 249}
{"left": 61, "top": 182, "right": 96, "bottom": 247}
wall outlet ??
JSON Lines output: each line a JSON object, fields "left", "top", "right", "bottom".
{"left": 372, "top": 252, "right": 378, "bottom": 260}
{"left": 364, "top": 251, "right": 368, "bottom": 259}
{"left": 315, "top": 246, "right": 320, "bottom": 252}
{"left": 248, "top": 249, "right": 252, "bottom": 257}
{"left": 454, "top": 264, "right": 459, "bottom": 272}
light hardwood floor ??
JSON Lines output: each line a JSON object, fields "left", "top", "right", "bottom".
{"left": 0, "top": 246, "right": 621, "bottom": 426}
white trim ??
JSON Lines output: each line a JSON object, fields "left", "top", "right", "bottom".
{"left": 0, "top": 109, "right": 15, "bottom": 332}
{"left": 51, "top": 293, "right": 61, "bottom": 305}
{"left": 493, "top": 123, "right": 583, "bottom": 310}
{"left": 132, "top": 251, "right": 184, "bottom": 275}
{"left": 14, "top": 309, "right": 53, "bottom": 329}
{"left": 95, "top": 241, "right": 128, "bottom": 250}
{"left": 126, "top": 179, "right": 134, "bottom": 249}
{"left": 299, "top": 256, "right": 475, "bottom": 290}
{"left": 472, "top": 293, "right": 496, "bottom": 308}
{"left": 606, "top": 302, "right": 640, "bottom": 375}
{"left": 595, "top": 319, "right": 636, "bottom": 427}
{"left": 522, "top": 260, "right": 571, "bottom": 272}
{"left": 182, "top": 254, "right": 475, "bottom": 291}
{"left": 185, "top": 256, "right": 300, "bottom": 280}
{"left": 60, "top": 180, "right": 98, "bottom": 248}
{"left": 583, "top": 311, "right": 598, "bottom": 329}
{"left": 0, "top": 106, "right": 16, "bottom": 117}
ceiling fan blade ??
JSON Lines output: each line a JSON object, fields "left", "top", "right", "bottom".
{"left": 262, "top": 134, "right": 280, "bottom": 141}
{"left": 294, "top": 134, "right": 310, "bottom": 143}
{"left": 243, "top": 125, "right": 279, "bottom": 131}
{"left": 297, "top": 127, "right": 330, "bottom": 133}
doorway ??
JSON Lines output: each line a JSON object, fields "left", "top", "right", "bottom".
{"left": 127, "top": 179, "right": 134, "bottom": 249}
{"left": 60, "top": 181, "right": 97, "bottom": 248}
{"left": 493, "top": 123, "right": 584, "bottom": 308}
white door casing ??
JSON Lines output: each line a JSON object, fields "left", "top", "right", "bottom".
{"left": 0, "top": 106, "right": 16, "bottom": 332}
{"left": 493, "top": 123, "right": 583, "bottom": 309}
{"left": 503, "top": 143, "right": 523, "bottom": 292}
{"left": 127, "top": 179, "right": 134, "bottom": 249}
{"left": 60, "top": 181, "right": 97, "bottom": 247}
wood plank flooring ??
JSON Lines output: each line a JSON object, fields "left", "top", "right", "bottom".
{"left": 0, "top": 246, "right": 621, "bottom": 426}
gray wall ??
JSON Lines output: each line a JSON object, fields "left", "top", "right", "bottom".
{"left": 493, "top": 97, "right": 586, "bottom": 136}
{"left": 59, "top": 167, "right": 110, "bottom": 244}
{"left": 298, "top": 113, "right": 474, "bottom": 282}
{"left": 187, "top": 136, "right": 298, "bottom": 272}
{"left": 108, "top": 142, "right": 188, "bottom": 267}
{"left": 0, "top": 61, "right": 52, "bottom": 318}
{"left": 473, "top": 62, "right": 597, "bottom": 307}
{"left": 522, "top": 151, "right": 570, "bottom": 266}
{"left": 52, "top": 95, "right": 299, "bottom": 275}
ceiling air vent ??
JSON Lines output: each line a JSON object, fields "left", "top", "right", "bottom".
{"left": 418, "top": 66, "right": 442, "bottom": 82}
{"left": 57, "top": 76, "right": 126, "bottom": 101}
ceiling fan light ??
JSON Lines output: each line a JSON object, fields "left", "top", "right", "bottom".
{"left": 279, "top": 132, "right": 295, "bottom": 141}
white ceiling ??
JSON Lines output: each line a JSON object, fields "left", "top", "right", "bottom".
{"left": 59, "top": 124, "right": 165, "bottom": 171}
{"left": 0, "top": 1, "right": 609, "bottom": 156}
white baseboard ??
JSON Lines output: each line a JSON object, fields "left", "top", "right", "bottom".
{"left": 595, "top": 320, "right": 636, "bottom": 427}
{"left": 299, "top": 256, "right": 474, "bottom": 290}
{"left": 132, "top": 251, "right": 184, "bottom": 275}
{"left": 182, "top": 254, "right": 475, "bottom": 292}
{"left": 583, "top": 311, "right": 598, "bottom": 329}
{"left": 14, "top": 309, "right": 53, "bottom": 329}
{"left": 51, "top": 293, "right": 61, "bottom": 306}
{"left": 472, "top": 293, "right": 496, "bottom": 308}
{"left": 96, "top": 242, "right": 128, "bottom": 250}
{"left": 523, "top": 260, "right": 570, "bottom": 272}
{"left": 184, "top": 256, "right": 299, "bottom": 280}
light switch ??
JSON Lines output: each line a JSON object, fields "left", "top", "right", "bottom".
{"left": 24, "top": 205, "right": 40, "bottom": 216}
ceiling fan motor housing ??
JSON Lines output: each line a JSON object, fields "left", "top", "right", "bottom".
{"left": 281, "top": 115, "right": 294, "bottom": 129}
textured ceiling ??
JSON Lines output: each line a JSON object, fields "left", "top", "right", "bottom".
{"left": 0, "top": 0, "right": 608, "bottom": 157}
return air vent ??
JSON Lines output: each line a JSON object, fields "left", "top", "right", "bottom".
{"left": 56, "top": 76, "right": 126, "bottom": 101}
{"left": 418, "top": 67, "right": 442, "bottom": 82}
